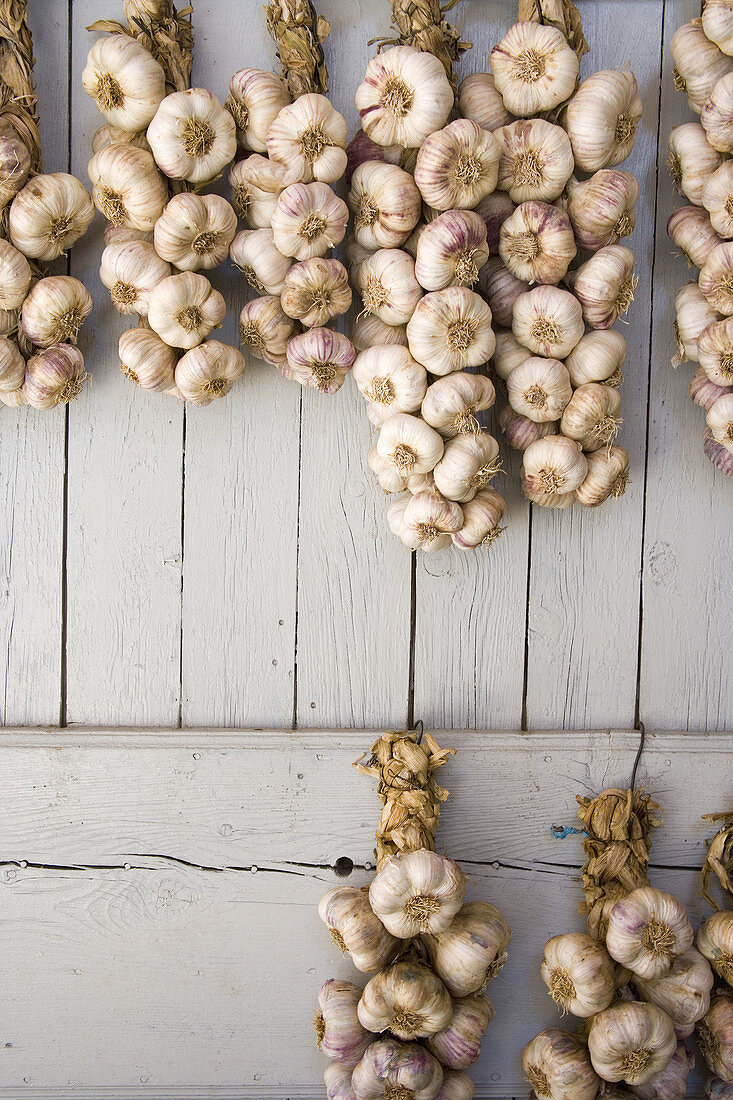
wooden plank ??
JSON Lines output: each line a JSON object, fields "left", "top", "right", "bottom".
{"left": 640, "top": 0, "right": 733, "bottom": 731}
{"left": 179, "top": 3, "right": 300, "bottom": 728}
{"left": 0, "top": 0, "right": 68, "bottom": 725}
{"left": 413, "top": 4, "right": 531, "bottom": 731}
{"left": 294, "top": 0, "right": 412, "bottom": 729}
{"left": 524, "top": 1, "right": 665, "bottom": 730}
{"left": 64, "top": 0, "right": 184, "bottom": 726}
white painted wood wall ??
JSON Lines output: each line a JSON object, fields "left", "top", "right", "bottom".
{"left": 0, "top": 1, "right": 731, "bottom": 1098}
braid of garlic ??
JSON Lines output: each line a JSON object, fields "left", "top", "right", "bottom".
{"left": 88, "top": 2, "right": 194, "bottom": 95}
{"left": 373, "top": 0, "right": 471, "bottom": 88}
{"left": 517, "top": 0, "right": 589, "bottom": 62}
{"left": 0, "top": 0, "right": 41, "bottom": 176}
{"left": 264, "top": 0, "right": 330, "bottom": 98}
{"left": 701, "top": 811, "right": 733, "bottom": 909}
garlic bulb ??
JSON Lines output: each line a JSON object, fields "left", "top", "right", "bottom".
{"left": 704, "top": 1, "right": 733, "bottom": 56}
{"left": 0, "top": 306, "right": 19, "bottom": 336}
{"left": 698, "top": 911, "right": 733, "bottom": 986}
{"left": 670, "top": 20, "right": 733, "bottom": 114}
{"left": 703, "top": 162, "right": 733, "bottom": 238}
{"left": 576, "top": 445, "right": 630, "bottom": 506}
{"left": 476, "top": 190, "right": 516, "bottom": 253}
{"left": 0, "top": 127, "right": 30, "bottom": 208}
{"left": 406, "top": 288, "right": 494, "bottom": 376}
{"left": 345, "top": 128, "right": 402, "bottom": 184}
{"left": 701, "top": 242, "right": 733, "bottom": 314}
{"left": 521, "top": 1029, "right": 600, "bottom": 1100}
{"left": 698, "top": 994, "right": 733, "bottom": 1081}
{"left": 635, "top": 947, "right": 714, "bottom": 1039}
{"left": 566, "top": 170, "right": 639, "bottom": 251}
{"left": 324, "top": 1061, "right": 356, "bottom": 1100}
{"left": 280, "top": 258, "right": 351, "bottom": 327}
{"left": 587, "top": 1001, "right": 677, "bottom": 1085}
{"left": 414, "top": 119, "right": 501, "bottom": 211}
{"left": 91, "top": 123, "right": 150, "bottom": 154}
{"left": 522, "top": 435, "right": 588, "bottom": 496}
{"left": 369, "top": 849, "right": 465, "bottom": 938}
{"left": 669, "top": 124, "right": 726, "bottom": 209}
{"left": 283, "top": 328, "right": 355, "bottom": 394}
{"left": 345, "top": 234, "right": 376, "bottom": 279}
{"left": 702, "top": 73, "right": 733, "bottom": 153}
{"left": 316, "top": 980, "right": 373, "bottom": 1068}
{"left": 0, "top": 335, "right": 25, "bottom": 393}
{"left": 432, "top": 433, "right": 501, "bottom": 502}
{"left": 318, "top": 885, "right": 400, "bottom": 974}
{"left": 229, "top": 229, "right": 292, "bottom": 296}
{"left": 174, "top": 340, "right": 245, "bottom": 406}
{"left": 707, "top": 391, "right": 733, "bottom": 452}
{"left": 100, "top": 239, "right": 170, "bottom": 316}
{"left": 491, "top": 328, "right": 532, "bottom": 380}
{"left": 225, "top": 68, "right": 289, "bottom": 152}
{"left": 0, "top": 239, "right": 30, "bottom": 311}
{"left": 630, "top": 1041, "right": 694, "bottom": 1100}
{"left": 427, "top": 992, "right": 493, "bottom": 1069}
{"left": 704, "top": 423, "right": 733, "bottom": 472}
{"left": 271, "top": 181, "right": 348, "bottom": 261}
{"left": 9, "top": 173, "right": 94, "bottom": 261}
{"left": 153, "top": 193, "right": 237, "bottom": 271}
{"left": 561, "top": 383, "right": 623, "bottom": 449}
{"left": 605, "top": 886, "right": 694, "bottom": 980}
{"left": 690, "top": 364, "right": 733, "bottom": 409}
{"left": 415, "top": 211, "right": 489, "bottom": 292}
{"left": 355, "top": 45, "right": 453, "bottom": 149}
{"left": 495, "top": 118, "right": 574, "bottom": 204}
{"left": 500, "top": 404, "right": 558, "bottom": 451}
{"left": 567, "top": 245, "right": 637, "bottom": 329}
{"left": 507, "top": 356, "right": 572, "bottom": 423}
{"left": 351, "top": 313, "right": 408, "bottom": 353}
{"left": 348, "top": 161, "right": 421, "bottom": 250}
{"left": 699, "top": 317, "right": 733, "bottom": 386}
{"left": 667, "top": 206, "right": 722, "bottom": 268}
{"left": 357, "top": 959, "right": 452, "bottom": 1040}
{"left": 266, "top": 93, "right": 347, "bottom": 184}
{"left": 421, "top": 372, "right": 495, "bottom": 437}
{"left": 228, "top": 155, "right": 293, "bottom": 228}
{"left": 459, "top": 72, "right": 513, "bottom": 132}
{"left": 499, "top": 200, "right": 576, "bottom": 285}
{"left": 377, "top": 413, "right": 445, "bottom": 480}
{"left": 119, "top": 328, "right": 177, "bottom": 392}
{"left": 82, "top": 34, "right": 165, "bottom": 131}
{"left": 357, "top": 249, "right": 423, "bottom": 326}
{"left": 566, "top": 330, "right": 626, "bottom": 387}
{"left": 540, "top": 933, "right": 616, "bottom": 1018}
{"left": 87, "top": 144, "right": 167, "bottom": 231}
{"left": 351, "top": 1038, "right": 444, "bottom": 1100}
{"left": 513, "top": 285, "right": 584, "bottom": 359}
{"left": 672, "top": 281, "right": 721, "bottom": 365}
{"left": 103, "top": 224, "right": 152, "bottom": 246}
{"left": 490, "top": 22, "right": 579, "bottom": 115}
{"left": 452, "top": 488, "right": 506, "bottom": 550}
{"left": 423, "top": 901, "right": 511, "bottom": 998}
{"left": 239, "top": 295, "right": 297, "bottom": 366}
{"left": 23, "top": 344, "right": 86, "bottom": 410}
{"left": 564, "top": 70, "right": 643, "bottom": 172}
{"left": 352, "top": 345, "right": 427, "bottom": 417}
{"left": 147, "top": 88, "right": 236, "bottom": 185}
{"left": 479, "top": 259, "right": 529, "bottom": 329}
{"left": 148, "top": 272, "right": 226, "bottom": 349}
{"left": 0, "top": 386, "right": 27, "bottom": 408}
{"left": 20, "top": 276, "right": 92, "bottom": 347}
{"left": 369, "top": 445, "right": 408, "bottom": 493}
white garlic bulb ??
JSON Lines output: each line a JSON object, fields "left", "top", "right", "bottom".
{"left": 704, "top": 162, "right": 733, "bottom": 239}
{"left": 282, "top": 327, "right": 355, "bottom": 394}
{"left": 0, "top": 335, "right": 25, "bottom": 393}
{"left": 355, "top": 45, "right": 453, "bottom": 148}
{"left": 103, "top": 224, "right": 152, "bottom": 246}
{"left": 478, "top": 259, "right": 529, "bottom": 329}
{"left": 566, "top": 329, "right": 626, "bottom": 387}
{"left": 406, "top": 287, "right": 495, "bottom": 376}
{"left": 668, "top": 123, "right": 724, "bottom": 206}
{"left": 452, "top": 489, "right": 506, "bottom": 550}
{"left": 522, "top": 435, "right": 588, "bottom": 497}
{"left": 499, "top": 200, "right": 576, "bottom": 285}
{"left": 588, "top": 1001, "right": 676, "bottom": 1085}
{"left": 513, "top": 285, "right": 584, "bottom": 359}
{"left": 491, "top": 328, "right": 532, "bottom": 380}
{"left": 421, "top": 372, "right": 495, "bottom": 437}
{"left": 352, "top": 345, "right": 427, "bottom": 418}
{"left": 20, "top": 276, "right": 92, "bottom": 347}
{"left": 377, "top": 412, "right": 444, "bottom": 478}
{"left": 369, "top": 849, "right": 466, "bottom": 938}
{"left": 698, "top": 317, "right": 733, "bottom": 387}
{"left": 229, "top": 229, "right": 292, "bottom": 297}
{"left": 351, "top": 1038, "right": 444, "bottom": 1100}
{"left": 433, "top": 433, "right": 501, "bottom": 503}
{"left": 703, "top": 1, "right": 733, "bottom": 56}
{"left": 351, "top": 313, "right": 408, "bottom": 353}
{"left": 561, "top": 383, "right": 623, "bottom": 449}
{"left": 459, "top": 72, "right": 513, "bottom": 132}
{"left": 9, "top": 173, "right": 94, "bottom": 262}
{"left": 415, "top": 211, "right": 489, "bottom": 292}
{"left": 357, "top": 959, "right": 452, "bottom": 1040}
{"left": 147, "top": 272, "right": 226, "bottom": 349}
{"left": 495, "top": 118, "right": 574, "bottom": 204}
{"left": 100, "top": 239, "right": 171, "bottom": 316}
{"left": 119, "top": 328, "right": 177, "bottom": 392}
{"left": 82, "top": 34, "right": 165, "bottom": 131}
{"left": 423, "top": 901, "right": 511, "bottom": 998}
{"left": 153, "top": 193, "right": 237, "bottom": 271}
{"left": 507, "top": 356, "right": 572, "bottom": 423}
{"left": 357, "top": 248, "right": 423, "bottom": 326}
{"left": 707, "top": 391, "right": 733, "bottom": 452}
{"left": 427, "top": 992, "right": 493, "bottom": 1070}
{"left": 701, "top": 242, "right": 733, "bottom": 315}
{"left": 566, "top": 170, "right": 639, "bottom": 251}
{"left": 630, "top": 1041, "right": 695, "bottom": 1100}
{"left": 634, "top": 947, "right": 714, "bottom": 1039}
{"left": 318, "top": 885, "right": 400, "bottom": 974}
{"left": 174, "top": 339, "right": 245, "bottom": 406}
{"left": 490, "top": 22, "right": 579, "bottom": 115}
{"left": 605, "top": 886, "right": 694, "bottom": 980}
{"left": 24, "top": 343, "right": 86, "bottom": 410}
{"left": 540, "top": 933, "right": 616, "bottom": 1018}
{"left": 280, "top": 258, "right": 351, "bottom": 327}
{"left": 266, "top": 93, "right": 347, "bottom": 184}
{"left": 414, "top": 119, "right": 501, "bottom": 211}
{"left": 147, "top": 88, "right": 236, "bottom": 185}
{"left": 564, "top": 70, "right": 643, "bottom": 171}
{"left": 348, "top": 161, "right": 421, "bottom": 250}
{"left": 0, "top": 127, "right": 30, "bottom": 208}
{"left": 500, "top": 403, "right": 558, "bottom": 451}
{"left": 369, "top": 445, "right": 408, "bottom": 493}
{"left": 87, "top": 144, "right": 167, "bottom": 231}
{"left": 344, "top": 233, "right": 376, "bottom": 279}
{"left": 316, "top": 979, "right": 373, "bottom": 1068}
{"left": 698, "top": 911, "right": 733, "bottom": 986}
{"left": 702, "top": 72, "right": 733, "bottom": 153}
{"left": 667, "top": 206, "right": 722, "bottom": 268}
{"left": 228, "top": 154, "right": 293, "bottom": 228}
{"left": 271, "top": 181, "right": 348, "bottom": 261}
{"left": 239, "top": 295, "right": 297, "bottom": 366}
{"left": 521, "top": 1029, "right": 600, "bottom": 1100}
{"left": 698, "top": 994, "right": 733, "bottom": 1081}
{"left": 670, "top": 20, "right": 733, "bottom": 114}
{"left": 225, "top": 68, "right": 289, "bottom": 152}
{"left": 567, "top": 244, "right": 637, "bottom": 329}
{"left": 575, "top": 445, "right": 630, "bottom": 506}
{"left": 0, "top": 240, "right": 31, "bottom": 310}
{"left": 672, "top": 281, "right": 721, "bottom": 365}
{"left": 91, "top": 123, "right": 150, "bottom": 154}
{"left": 323, "top": 1060, "right": 356, "bottom": 1100}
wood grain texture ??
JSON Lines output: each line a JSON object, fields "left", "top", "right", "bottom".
{"left": 640, "top": 0, "right": 733, "bottom": 731}
{"left": 0, "top": 0, "right": 68, "bottom": 725}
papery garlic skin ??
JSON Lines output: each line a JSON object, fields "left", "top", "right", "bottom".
{"left": 605, "top": 886, "right": 694, "bottom": 980}
{"left": 427, "top": 992, "right": 493, "bottom": 1069}
{"left": 103, "top": 224, "right": 152, "bottom": 247}
{"left": 0, "top": 128, "right": 30, "bottom": 208}
{"left": 701, "top": 242, "right": 733, "bottom": 315}
{"left": 690, "top": 364, "right": 733, "bottom": 409}
{"left": 423, "top": 901, "right": 511, "bottom": 998}
{"left": 280, "top": 258, "right": 351, "bottom": 327}
{"left": 522, "top": 435, "right": 587, "bottom": 496}
{"left": 229, "top": 229, "right": 292, "bottom": 297}
{"left": 0, "top": 240, "right": 31, "bottom": 310}
{"left": 566, "top": 329, "right": 626, "bottom": 387}
{"left": 490, "top": 22, "right": 579, "bottom": 116}
{"left": 635, "top": 947, "right": 714, "bottom": 1039}
{"left": 24, "top": 343, "right": 86, "bottom": 410}
{"left": 174, "top": 340, "right": 245, "bottom": 406}
{"left": 348, "top": 161, "right": 421, "bottom": 250}
{"left": 495, "top": 118, "right": 574, "bottom": 204}
{"left": 479, "top": 258, "right": 529, "bottom": 329}
{"left": 513, "top": 285, "right": 584, "bottom": 359}
{"left": 351, "top": 1037, "right": 444, "bottom": 1100}
{"left": 0, "top": 335, "right": 25, "bottom": 393}
{"left": 703, "top": 161, "right": 733, "bottom": 238}
{"left": 147, "top": 88, "right": 236, "bottom": 185}
{"left": 566, "top": 170, "right": 639, "bottom": 251}
{"left": 100, "top": 239, "right": 171, "bottom": 316}
{"left": 357, "top": 959, "right": 452, "bottom": 1040}
{"left": 357, "top": 248, "right": 423, "bottom": 327}
{"left": 266, "top": 93, "right": 347, "bottom": 184}
{"left": 91, "top": 123, "right": 150, "bottom": 154}
{"left": 499, "top": 200, "right": 576, "bottom": 285}
{"left": 239, "top": 295, "right": 297, "bottom": 366}
{"left": 153, "top": 192, "right": 237, "bottom": 271}
{"left": 272, "top": 181, "right": 348, "bottom": 261}
{"left": 414, "top": 119, "right": 501, "bottom": 211}
{"left": 433, "top": 433, "right": 501, "bottom": 503}
{"left": 630, "top": 1041, "right": 694, "bottom": 1100}
{"left": 324, "top": 1061, "right": 356, "bottom": 1100}
{"left": 20, "top": 276, "right": 92, "bottom": 348}
{"left": 377, "top": 412, "right": 445, "bottom": 480}
{"left": 507, "top": 356, "right": 572, "bottom": 423}
{"left": 355, "top": 45, "right": 453, "bottom": 149}
{"left": 421, "top": 372, "right": 495, "bottom": 438}
{"left": 228, "top": 155, "right": 293, "bottom": 228}
{"left": 668, "top": 123, "right": 725, "bottom": 206}
{"left": 283, "top": 327, "right": 355, "bottom": 394}
{"left": 415, "top": 211, "right": 489, "bottom": 292}
{"left": 351, "top": 313, "right": 408, "bottom": 352}
{"left": 318, "top": 885, "right": 401, "bottom": 973}
{"left": 459, "top": 72, "right": 513, "bottom": 132}
{"left": 698, "top": 911, "right": 733, "bottom": 986}
{"left": 568, "top": 244, "right": 637, "bottom": 329}
{"left": 88, "top": 144, "right": 167, "bottom": 232}
{"left": 370, "top": 445, "right": 408, "bottom": 493}
{"left": 561, "top": 383, "right": 623, "bottom": 449}
{"left": 698, "top": 317, "right": 733, "bottom": 387}
{"left": 119, "top": 328, "right": 177, "bottom": 392}
{"left": 672, "top": 281, "right": 721, "bottom": 365}
{"left": 407, "top": 287, "right": 495, "bottom": 377}
{"left": 148, "top": 272, "right": 226, "bottom": 350}
{"left": 521, "top": 1028, "right": 600, "bottom": 1100}
{"left": 702, "top": 72, "right": 733, "bottom": 153}
{"left": 698, "top": 994, "right": 733, "bottom": 1081}
{"left": 316, "top": 979, "right": 373, "bottom": 1068}
{"left": 576, "top": 445, "right": 630, "bottom": 506}
{"left": 707, "top": 391, "right": 733, "bottom": 452}
{"left": 667, "top": 206, "right": 722, "bottom": 268}
{"left": 369, "top": 849, "right": 466, "bottom": 938}
{"left": 452, "top": 489, "right": 505, "bottom": 550}
{"left": 475, "top": 190, "right": 516, "bottom": 254}
{"left": 564, "top": 70, "right": 643, "bottom": 172}
{"left": 540, "top": 933, "right": 616, "bottom": 1018}
{"left": 588, "top": 1001, "right": 677, "bottom": 1085}
{"left": 9, "top": 173, "right": 94, "bottom": 262}
{"left": 704, "top": 423, "right": 733, "bottom": 472}
{"left": 352, "top": 345, "right": 427, "bottom": 418}
{"left": 500, "top": 403, "right": 558, "bottom": 451}
{"left": 491, "top": 329, "right": 532, "bottom": 380}
{"left": 704, "top": 0, "right": 733, "bottom": 56}
{"left": 345, "top": 128, "right": 402, "bottom": 185}
{"left": 670, "top": 20, "right": 733, "bottom": 114}
{"left": 82, "top": 34, "right": 166, "bottom": 131}
{"left": 226, "top": 68, "right": 289, "bottom": 152}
